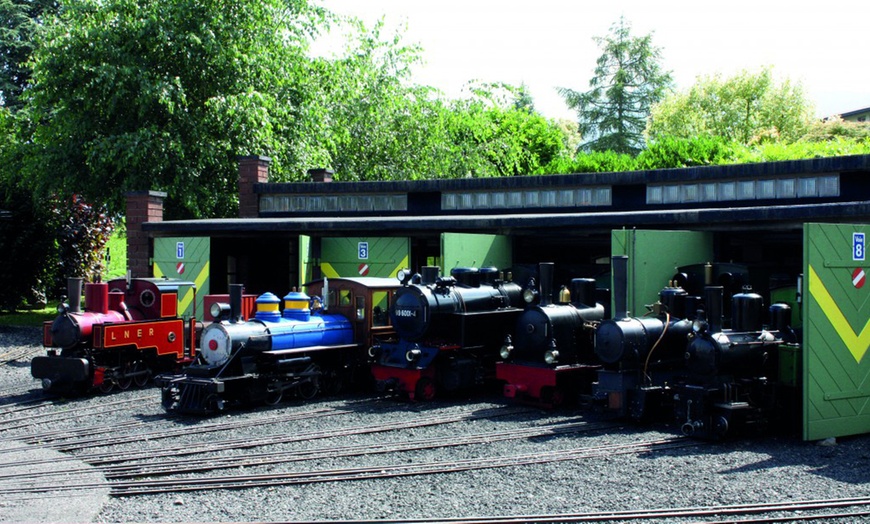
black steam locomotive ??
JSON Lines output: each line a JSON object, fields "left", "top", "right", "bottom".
{"left": 496, "top": 262, "right": 606, "bottom": 406}
{"left": 593, "top": 257, "right": 799, "bottom": 439}
{"left": 369, "top": 266, "right": 524, "bottom": 400}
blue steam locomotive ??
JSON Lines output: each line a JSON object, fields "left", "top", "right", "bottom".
{"left": 157, "top": 277, "right": 397, "bottom": 414}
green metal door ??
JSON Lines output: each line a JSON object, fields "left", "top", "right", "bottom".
{"left": 440, "top": 233, "right": 511, "bottom": 272}
{"left": 320, "top": 237, "right": 409, "bottom": 279}
{"left": 152, "top": 236, "right": 210, "bottom": 318}
{"left": 804, "top": 223, "right": 870, "bottom": 440}
{"left": 611, "top": 229, "right": 713, "bottom": 317}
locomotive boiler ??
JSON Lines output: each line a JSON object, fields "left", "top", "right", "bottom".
{"left": 31, "top": 276, "right": 197, "bottom": 394}
{"left": 158, "top": 277, "right": 397, "bottom": 414}
{"left": 496, "top": 262, "right": 606, "bottom": 406}
{"left": 369, "top": 266, "right": 524, "bottom": 401}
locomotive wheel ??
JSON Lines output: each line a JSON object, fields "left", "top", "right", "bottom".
{"left": 297, "top": 378, "right": 319, "bottom": 400}
{"left": 98, "top": 380, "right": 114, "bottom": 393}
{"left": 321, "top": 369, "right": 343, "bottom": 396}
{"left": 133, "top": 363, "right": 150, "bottom": 388}
{"left": 414, "top": 377, "right": 436, "bottom": 402}
{"left": 117, "top": 376, "right": 133, "bottom": 391}
{"left": 297, "top": 365, "right": 321, "bottom": 400}
{"left": 160, "top": 387, "right": 176, "bottom": 412}
{"left": 541, "top": 386, "right": 564, "bottom": 407}
{"left": 205, "top": 394, "right": 224, "bottom": 413}
{"left": 264, "top": 386, "right": 283, "bottom": 406}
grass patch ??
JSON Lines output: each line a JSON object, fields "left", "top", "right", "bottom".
{"left": 105, "top": 225, "right": 127, "bottom": 280}
{"left": 0, "top": 306, "right": 55, "bottom": 327}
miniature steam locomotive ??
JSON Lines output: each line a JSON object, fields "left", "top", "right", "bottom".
{"left": 496, "top": 262, "right": 606, "bottom": 406}
{"left": 157, "top": 277, "right": 397, "bottom": 414}
{"left": 369, "top": 266, "right": 524, "bottom": 400}
{"left": 31, "top": 276, "right": 197, "bottom": 394}
{"left": 593, "top": 257, "right": 799, "bottom": 439}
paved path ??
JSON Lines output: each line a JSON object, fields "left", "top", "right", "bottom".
{"left": 0, "top": 440, "right": 109, "bottom": 523}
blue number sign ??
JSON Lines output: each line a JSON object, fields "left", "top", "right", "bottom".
{"left": 854, "top": 232, "right": 865, "bottom": 261}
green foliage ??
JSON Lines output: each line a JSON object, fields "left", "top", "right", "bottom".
{"left": 105, "top": 225, "right": 128, "bottom": 280}
{"left": 0, "top": 0, "right": 59, "bottom": 111}
{"left": 438, "top": 85, "right": 566, "bottom": 178}
{"left": 24, "top": 0, "right": 322, "bottom": 218}
{"left": 0, "top": 306, "right": 56, "bottom": 326}
{"left": 540, "top": 149, "right": 635, "bottom": 174}
{"left": 558, "top": 17, "right": 673, "bottom": 155}
{"left": 801, "top": 116, "right": 870, "bottom": 142}
{"left": 49, "top": 194, "right": 115, "bottom": 295}
{"left": 0, "top": 178, "right": 56, "bottom": 311}
{"left": 290, "top": 22, "right": 569, "bottom": 182}
{"left": 636, "top": 135, "right": 738, "bottom": 169}
{"left": 646, "top": 67, "right": 815, "bottom": 145}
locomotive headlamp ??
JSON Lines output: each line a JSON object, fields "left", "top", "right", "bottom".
{"left": 500, "top": 343, "right": 513, "bottom": 360}
{"left": 405, "top": 348, "right": 422, "bottom": 362}
{"left": 56, "top": 302, "right": 69, "bottom": 315}
{"left": 544, "top": 349, "right": 560, "bottom": 365}
{"left": 544, "top": 339, "right": 559, "bottom": 364}
{"left": 210, "top": 302, "right": 231, "bottom": 321}
{"left": 397, "top": 269, "right": 411, "bottom": 285}
{"left": 523, "top": 288, "right": 538, "bottom": 304}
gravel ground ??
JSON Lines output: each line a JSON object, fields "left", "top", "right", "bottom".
{"left": 1, "top": 325, "right": 870, "bottom": 523}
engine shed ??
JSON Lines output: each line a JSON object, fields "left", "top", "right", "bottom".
{"left": 133, "top": 154, "right": 870, "bottom": 294}
{"left": 129, "top": 153, "right": 870, "bottom": 441}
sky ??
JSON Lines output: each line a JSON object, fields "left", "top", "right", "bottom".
{"left": 313, "top": 0, "right": 867, "bottom": 121}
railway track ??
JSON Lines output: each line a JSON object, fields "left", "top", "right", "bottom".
{"left": 279, "top": 497, "right": 870, "bottom": 523}
{"left": 0, "top": 435, "right": 693, "bottom": 497}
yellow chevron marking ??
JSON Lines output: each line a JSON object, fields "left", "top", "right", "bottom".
{"left": 321, "top": 262, "right": 340, "bottom": 279}
{"left": 152, "top": 261, "right": 210, "bottom": 316}
{"left": 808, "top": 264, "right": 870, "bottom": 363}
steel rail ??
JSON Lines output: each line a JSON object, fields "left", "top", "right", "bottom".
{"left": 0, "top": 395, "right": 154, "bottom": 436}
{"left": 80, "top": 406, "right": 533, "bottom": 464}
{"left": 50, "top": 408, "right": 347, "bottom": 452}
{"left": 230, "top": 498, "right": 870, "bottom": 524}
{"left": 101, "top": 420, "right": 617, "bottom": 479}
{"left": 0, "top": 437, "right": 691, "bottom": 496}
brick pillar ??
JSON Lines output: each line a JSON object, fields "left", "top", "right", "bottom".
{"left": 126, "top": 190, "right": 166, "bottom": 278}
{"left": 238, "top": 155, "right": 271, "bottom": 218}
{"left": 308, "top": 168, "right": 334, "bottom": 183}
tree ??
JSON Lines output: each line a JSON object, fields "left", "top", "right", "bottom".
{"left": 440, "top": 91, "right": 566, "bottom": 178}
{"left": 290, "top": 21, "right": 569, "bottom": 181}
{"left": 558, "top": 17, "right": 673, "bottom": 156}
{"left": 560, "top": 17, "right": 672, "bottom": 155}
{"left": 646, "top": 67, "right": 815, "bottom": 145}
{"left": 23, "top": 0, "right": 324, "bottom": 219}
{"left": 0, "top": 0, "right": 59, "bottom": 111}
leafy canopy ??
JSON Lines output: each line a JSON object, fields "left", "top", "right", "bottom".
{"left": 24, "top": 0, "right": 323, "bottom": 218}
{"left": 646, "top": 67, "right": 815, "bottom": 145}
{"left": 558, "top": 16, "right": 673, "bottom": 156}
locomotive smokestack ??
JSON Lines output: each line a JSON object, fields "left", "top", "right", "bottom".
{"left": 229, "top": 283, "right": 244, "bottom": 323}
{"left": 612, "top": 255, "right": 629, "bottom": 319}
{"left": 538, "top": 263, "right": 554, "bottom": 307}
{"left": 67, "top": 277, "right": 83, "bottom": 314}
{"left": 705, "top": 286, "right": 723, "bottom": 333}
